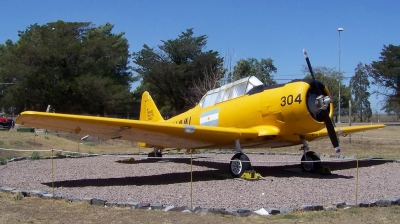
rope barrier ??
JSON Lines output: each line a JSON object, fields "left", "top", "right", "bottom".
{"left": 1, "top": 148, "right": 398, "bottom": 163}
{"left": 193, "top": 158, "right": 364, "bottom": 163}
{"left": 359, "top": 136, "right": 400, "bottom": 140}
{"left": 0, "top": 148, "right": 54, "bottom": 152}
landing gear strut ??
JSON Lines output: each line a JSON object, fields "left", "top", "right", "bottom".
{"left": 300, "top": 138, "right": 321, "bottom": 172}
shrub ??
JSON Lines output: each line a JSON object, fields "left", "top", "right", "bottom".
{"left": 0, "top": 157, "right": 7, "bottom": 165}
{"left": 66, "top": 152, "right": 79, "bottom": 157}
{"left": 14, "top": 192, "right": 24, "bottom": 201}
{"left": 29, "top": 152, "right": 40, "bottom": 160}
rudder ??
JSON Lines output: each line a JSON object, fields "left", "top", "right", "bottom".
{"left": 139, "top": 91, "right": 164, "bottom": 122}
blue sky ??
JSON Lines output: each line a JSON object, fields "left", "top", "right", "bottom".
{"left": 1, "top": 0, "right": 399, "bottom": 111}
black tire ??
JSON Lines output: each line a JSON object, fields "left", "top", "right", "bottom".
{"left": 148, "top": 151, "right": 162, "bottom": 157}
{"left": 301, "top": 151, "right": 321, "bottom": 172}
{"left": 229, "top": 153, "right": 251, "bottom": 178}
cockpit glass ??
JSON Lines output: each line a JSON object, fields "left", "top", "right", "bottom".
{"left": 199, "top": 76, "right": 263, "bottom": 108}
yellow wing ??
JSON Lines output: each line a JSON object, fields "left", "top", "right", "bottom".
{"left": 16, "top": 111, "right": 279, "bottom": 149}
{"left": 305, "top": 124, "right": 385, "bottom": 141}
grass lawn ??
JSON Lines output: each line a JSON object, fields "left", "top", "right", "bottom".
{"left": 0, "top": 123, "right": 399, "bottom": 223}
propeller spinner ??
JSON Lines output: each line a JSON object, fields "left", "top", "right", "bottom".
{"left": 303, "top": 49, "right": 341, "bottom": 157}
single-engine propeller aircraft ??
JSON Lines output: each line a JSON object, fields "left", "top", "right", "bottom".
{"left": 15, "top": 50, "right": 385, "bottom": 177}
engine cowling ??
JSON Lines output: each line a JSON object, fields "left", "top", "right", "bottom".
{"left": 279, "top": 79, "right": 333, "bottom": 134}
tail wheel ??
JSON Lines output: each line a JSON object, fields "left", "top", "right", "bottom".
{"left": 147, "top": 152, "right": 162, "bottom": 157}
{"left": 148, "top": 147, "right": 162, "bottom": 157}
{"left": 230, "top": 153, "right": 251, "bottom": 178}
{"left": 301, "top": 151, "right": 321, "bottom": 172}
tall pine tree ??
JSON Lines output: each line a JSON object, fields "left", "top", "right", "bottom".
{"left": 350, "top": 63, "right": 372, "bottom": 122}
{"left": 132, "top": 29, "right": 224, "bottom": 114}
{"left": 366, "top": 44, "right": 400, "bottom": 118}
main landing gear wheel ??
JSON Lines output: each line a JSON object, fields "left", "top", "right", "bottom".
{"left": 230, "top": 153, "right": 251, "bottom": 178}
{"left": 301, "top": 151, "right": 321, "bottom": 172}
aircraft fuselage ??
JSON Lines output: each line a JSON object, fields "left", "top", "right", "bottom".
{"left": 166, "top": 79, "right": 331, "bottom": 149}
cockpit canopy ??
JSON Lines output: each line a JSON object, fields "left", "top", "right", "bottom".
{"left": 199, "top": 76, "right": 264, "bottom": 108}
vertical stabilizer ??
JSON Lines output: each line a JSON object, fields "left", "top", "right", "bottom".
{"left": 139, "top": 91, "right": 164, "bottom": 122}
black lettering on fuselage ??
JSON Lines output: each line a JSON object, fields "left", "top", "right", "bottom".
{"left": 174, "top": 117, "right": 192, "bottom": 124}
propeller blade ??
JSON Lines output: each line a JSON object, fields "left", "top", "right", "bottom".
{"left": 303, "top": 49, "right": 341, "bottom": 157}
{"left": 322, "top": 110, "right": 341, "bottom": 156}
{"left": 303, "top": 49, "right": 321, "bottom": 95}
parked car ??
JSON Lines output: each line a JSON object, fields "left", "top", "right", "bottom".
{"left": 0, "top": 117, "right": 14, "bottom": 131}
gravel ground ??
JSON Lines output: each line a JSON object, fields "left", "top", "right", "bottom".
{"left": 1, "top": 154, "right": 399, "bottom": 210}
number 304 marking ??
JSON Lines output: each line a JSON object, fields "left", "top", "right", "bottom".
{"left": 281, "top": 94, "right": 302, "bottom": 106}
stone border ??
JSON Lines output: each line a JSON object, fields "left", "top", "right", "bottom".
{"left": 1, "top": 153, "right": 400, "bottom": 217}
{"left": 1, "top": 186, "right": 399, "bottom": 217}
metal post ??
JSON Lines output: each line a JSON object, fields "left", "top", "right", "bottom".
{"left": 338, "top": 28, "right": 343, "bottom": 123}
{"left": 349, "top": 99, "right": 352, "bottom": 143}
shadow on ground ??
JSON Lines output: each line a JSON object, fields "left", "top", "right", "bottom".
{"left": 42, "top": 156, "right": 392, "bottom": 188}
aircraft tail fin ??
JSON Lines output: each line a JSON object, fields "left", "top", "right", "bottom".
{"left": 139, "top": 91, "right": 164, "bottom": 148}
{"left": 139, "top": 91, "right": 164, "bottom": 122}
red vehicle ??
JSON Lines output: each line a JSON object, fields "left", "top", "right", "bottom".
{"left": 0, "top": 117, "right": 14, "bottom": 130}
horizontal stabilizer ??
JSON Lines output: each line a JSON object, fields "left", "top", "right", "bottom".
{"left": 305, "top": 124, "right": 385, "bottom": 139}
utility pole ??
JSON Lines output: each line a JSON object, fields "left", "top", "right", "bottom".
{"left": 338, "top": 28, "right": 343, "bottom": 123}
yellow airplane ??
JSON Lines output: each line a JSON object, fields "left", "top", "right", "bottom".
{"left": 15, "top": 50, "right": 385, "bottom": 177}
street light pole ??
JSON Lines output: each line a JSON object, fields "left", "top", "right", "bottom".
{"left": 338, "top": 27, "right": 343, "bottom": 123}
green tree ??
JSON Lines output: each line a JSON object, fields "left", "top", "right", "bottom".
{"left": 227, "top": 58, "right": 277, "bottom": 85}
{"left": 349, "top": 63, "right": 372, "bottom": 122}
{"left": 365, "top": 44, "right": 400, "bottom": 116}
{"left": 132, "top": 29, "right": 224, "bottom": 114}
{"left": 303, "top": 66, "right": 351, "bottom": 122}
{"left": 381, "top": 101, "right": 400, "bottom": 121}
{"left": 0, "top": 39, "right": 18, "bottom": 114}
{"left": 0, "top": 21, "right": 135, "bottom": 115}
